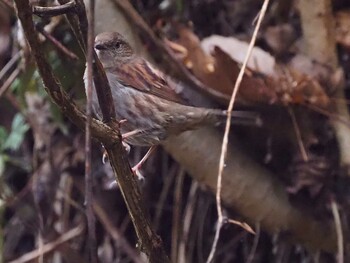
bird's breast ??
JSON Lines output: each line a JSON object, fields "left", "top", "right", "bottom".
{"left": 107, "top": 72, "right": 168, "bottom": 130}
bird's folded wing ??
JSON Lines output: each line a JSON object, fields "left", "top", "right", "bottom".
{"left": 112, "top": 58, "right": 185, "bottom": 104}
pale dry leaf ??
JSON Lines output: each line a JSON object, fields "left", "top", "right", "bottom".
{"left": 174, "top": 27, "right": 278, "bottom": 104}
{"left": 201, "top": 35, "right": 276, "bottom": 76}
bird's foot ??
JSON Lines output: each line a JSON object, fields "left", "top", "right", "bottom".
{"left": 130, "top": 146, "right": 157, "bottom": 180}
{"left": 102, "top": 150, "right": 109, "bottom": 164}
{"left": 118, "top": 119, "right": 128, "bottom": 127}
{"left": 122, "top": 141, "right": 131, "bottom": 154}
{"left": 102, "top": 141, "right": 131, "bottom": 164}
{"left": 132, "top": 166, "right": 145, "bottom": 182}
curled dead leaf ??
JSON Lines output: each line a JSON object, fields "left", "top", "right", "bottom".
{"left": 170, "top": 26, "right": 331, "bottom": 109}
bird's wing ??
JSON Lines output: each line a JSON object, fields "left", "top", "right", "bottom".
{"left": 111, "top": 58, "right": 185, "bottom": 104}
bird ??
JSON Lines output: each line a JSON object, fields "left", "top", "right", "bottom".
{"left": 85, "top": 32, "right": 259, "bottom": 174}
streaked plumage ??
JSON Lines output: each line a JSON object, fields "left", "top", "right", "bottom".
{"left": 85, "top": 32, "right": 256, "bottom": 146}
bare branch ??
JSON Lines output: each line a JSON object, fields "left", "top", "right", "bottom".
{"left": 8, "top": 225, "right": 84, "bottom": 263}
{"left": 34, "top": 24, "right": 79, "bottom": 60}
{"left": 85, "top": 0, "right": 97, "bottom": 261}
{"left": 14, "top": 0, "right": 170, "bottom": 261}
{"left": 331, "top": 198, "right": 344, "bottom": 263}
{"left": 32, "top": 1, "right": 76, "bottom": 17}
{"left": 206, "top": 1, "right": 270, "bottom": 262}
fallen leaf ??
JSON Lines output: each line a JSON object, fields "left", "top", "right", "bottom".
{"left": 201, "top": 34, "right": 276, "bottom": 76}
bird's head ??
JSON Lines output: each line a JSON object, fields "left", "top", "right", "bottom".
{"left": 94, "top": 32, "right": 134, "bottom": 67}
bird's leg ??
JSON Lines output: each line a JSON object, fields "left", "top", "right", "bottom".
{"left": 132, "top": 146, "right": 157, "bottom": 180}
{"left": 121, "top": 129, "right": 143, "bottom": 140}
{"left": 106, "top": 146, "right": 156, "bottom": 188}
{"left": 102, "top": 141, "right": 131, "bottom": 164}
{"left": 102, "top": 119, "right": 132, "bottom": 163}
{"left": 104, "top": 123, "right": 157, "bottom": 180}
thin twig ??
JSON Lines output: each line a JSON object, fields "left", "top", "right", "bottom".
{"left": 85, "top": 0, "right": 97, "bottom": 262}
{"left": 171, "top": 168, "right": 185, "bottom": 263}
{"left": 5, "top": 93, "right": 22, "bottom": 113}
{"left": 0, "top": 65, "right": 21, "bottom": 98}
{"left": 35, "top": 24, "right": 79, "bottom": 60}
{"left": 8, "top": 225, "right": 84, "bottom": 263}
{"left": 330, "top": 198, "right": 343, "bottom": 263}
{"left": 227, "top": 219, "right": 255, "bottom": 235}
{"left": 59, "top": 187, "right": 85, "bottom": 214}
{"left": 153, "top": 164, "right": 176, "bottom": 231}
{"left": 178, "top": 181, "right": 198, "bottom": 263}
{"left": 287, "top": 106, "right": 309, "bottom": 162}
{"left": 38, "top": 233, "right": 44, "bottom": 263}
{"left": 206, "top": 0, "right": 270, "bottom": 262}
{"left": 246, "top": 223, "right": 260, "bottom": 263}
{"left": 93, "top": 200, "right": 145, "bottom": 263}
{"left": 302, "top": 102, "right": 350, "bottom": 127}
{"left": 32, "top": 1, "right": 76, "bottom": 17}
{"left": 0, "top": 51, "right": 21, "bottom": 81}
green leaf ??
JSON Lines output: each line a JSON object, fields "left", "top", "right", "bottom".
{"left": 0, "top": 127, "right": 8, "bottom": 151}
{"left": 0, "top": 154, "right": 8, "bottom": 176}
{"left": 2, "top": 114, "right": 29, "bottom": 151}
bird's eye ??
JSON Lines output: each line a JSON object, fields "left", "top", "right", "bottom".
{"left": 95, "top": 44, "right": 106, "bottom": 50}
{"left": 115, "top": 42, "right": 121, "bottom": 49}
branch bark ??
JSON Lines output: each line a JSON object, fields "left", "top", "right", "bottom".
{"left": 14, "top": 1, "right": 170, "bottom": 262}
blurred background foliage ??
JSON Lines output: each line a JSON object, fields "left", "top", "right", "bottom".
{"left": 1, "top": 0, "right": 350, "bottom": 262}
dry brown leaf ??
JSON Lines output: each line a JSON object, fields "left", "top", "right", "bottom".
{"left": 201, "top": 34, "right": 276, "bottom": 76}
{"left": 203, "top": 35, "right": 331, "bottom": 109}
{"left": 274, "top": 65, "right": 331, "bottom": 108}
{"left": 176, "top": 26, "right": 216, "bottom": 76}
{"left": 174, "top": 26, "right": 277, "bottom": 105}
{"left": 171, "top": 27, "right": 330, "bottom": 109}
{"left": 211, "top": 46, "right": 278, "bottom": 104}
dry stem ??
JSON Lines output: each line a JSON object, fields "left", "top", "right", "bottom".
{"left": 206, "top": 0, "right": 270, "bottom": 261}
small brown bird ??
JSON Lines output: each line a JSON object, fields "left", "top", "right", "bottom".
{"left": 85, "top": 32, "right": 258, "bottom": 172}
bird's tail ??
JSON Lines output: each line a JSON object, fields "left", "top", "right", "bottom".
{"left": 224, "top": 110, "right": 262, "bottom": 126}
{"left": 202, "top": 109, "right": 262, "bottom": 127}
{"left": 180, "top": 107, "right": 262, "bottom": 132}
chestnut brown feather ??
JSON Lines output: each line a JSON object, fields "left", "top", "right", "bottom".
{"left": 85, "top": 31, "right": 259, "bottom": 146}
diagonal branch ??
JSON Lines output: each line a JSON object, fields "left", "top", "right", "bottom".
{"left": 14, "top": 1, "right": 170, "bottom": 262}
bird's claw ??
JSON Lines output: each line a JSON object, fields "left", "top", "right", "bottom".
{"left": 122, "top": 141, "right": 131, "bottom": 154}
{"left": 132, "top": 166, "right": 145, "bottom": 182}
{"left": 102, "top": 141, "right": 130, "bottom": 164}
{"left": 107, "top": 180, "right": 118, "bottom": 189}
{"left": 102, "top": 150, "right": 109, "bottom": 164}
{"left": 118, "top": 119, "right": 128, "bottom": 127}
